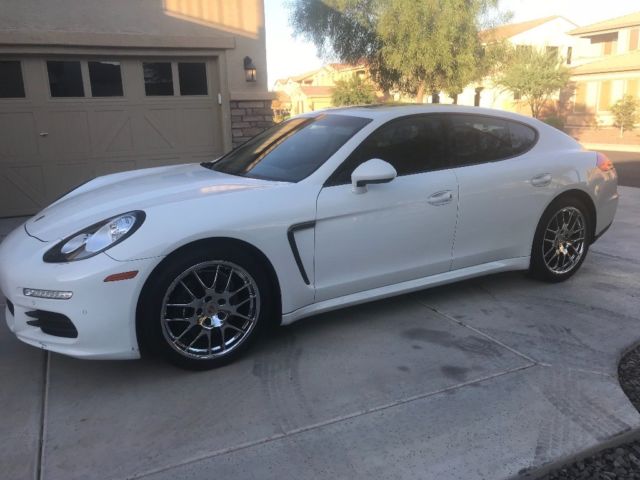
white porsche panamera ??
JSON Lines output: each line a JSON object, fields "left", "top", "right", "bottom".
{"left": 0, "top": 105, "right": 618, "bottom": 369}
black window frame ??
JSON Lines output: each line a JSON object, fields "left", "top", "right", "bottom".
{"left": 324, "top": 113, "right": 451, "bottom": 187}
{"left": 88, "top": 60, "right": 124, "bottom": 97}
{"left": 0, "top": 60, "right": 26, "bottom": 98}
{"left": 46, "top": 60, "right": 85, "bottom": 98}
{"left": 142, "top": 61, "right": 174, "bottom": 96}
{"left": 178, "top": 62, "right": 208, "bottom": 96}
{"left": 324, "top": 112, "right": 539, "bottom": 187}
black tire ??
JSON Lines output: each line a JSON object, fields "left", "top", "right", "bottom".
{"left": 137, "top": 243, "right": 275, "bottom": 370}
{"left": 529, "top": 195, "right": 593, "bottom": 283}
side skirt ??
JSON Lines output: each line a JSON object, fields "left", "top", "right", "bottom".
{"left": 281, "top": 256, "right": 530, "bottom": 325}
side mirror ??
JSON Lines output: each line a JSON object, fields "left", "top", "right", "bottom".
{"left": 351, "top": 159, "right": 397, "bottom": 194}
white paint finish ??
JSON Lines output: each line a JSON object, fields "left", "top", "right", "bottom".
{"left": 283, "top": 257, "right": 530, "bottom": 325}
{"left": 451, "top": 150, "right": 594, "bottom": 269}
{"left": 0, "top": 227, "right": 151, "bottom": 358}
{"left": 314, "top": 170, "right": 458, "bottom": 302}
{"left": 0, "top": 105, "right": 619, "bottom": 360}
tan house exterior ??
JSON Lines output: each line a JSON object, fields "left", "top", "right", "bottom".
{"left": 447, "top": 16, "right": 579, "bottom": 112}
{"left": 0, "top": 0, "right": 273, "bottom": 217}
{"left": 566, "top": 12, "right": 640, "bottom": 129}
{"left": 273, "top": 63, "right": 369, "bottom": 115}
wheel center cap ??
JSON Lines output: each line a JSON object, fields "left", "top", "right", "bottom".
{"left": 198, "top": 302, "right": 227, "bottom": 329}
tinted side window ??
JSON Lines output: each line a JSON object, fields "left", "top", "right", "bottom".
{"left": 450, "top": 115, "right": 511, "bottom": 166}
{"left": 47, "top": 61, "right": 84, "bottom": 97}
{"left": 449, "top": 115, "right": 537, "bottom": 166}
{"left": 327, "top": 115, "right": 448, "bottom": 186}
{"left": 0, "top": 61, "right": 25, "bottom": 98}
{"left": 509, "top": 122, "right": 537, "bottom": 155}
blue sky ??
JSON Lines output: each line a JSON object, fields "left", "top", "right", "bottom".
{"left": 264, "top": 0, "right": 639, "bottom": 89}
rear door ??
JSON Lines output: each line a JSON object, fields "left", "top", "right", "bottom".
{"left": 313, "top": 114, "right": 459, "bottom": 301}
{"left": 448, "top": 114, "right": 547, "bottom": 269}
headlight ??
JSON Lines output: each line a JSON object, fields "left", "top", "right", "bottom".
{"left": 43, "top": 211, "right": 145, "bottom": 263}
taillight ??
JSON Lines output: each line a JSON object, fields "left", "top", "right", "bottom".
{"left": 596, "top": 152, "right": 615, "bottom": 172}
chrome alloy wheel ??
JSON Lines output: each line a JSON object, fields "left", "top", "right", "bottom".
{"left": 161, "top": 261, "right": 260, "bottom": 360}
{"left": 542, "top": 206, "right": 586, "bottom": 275}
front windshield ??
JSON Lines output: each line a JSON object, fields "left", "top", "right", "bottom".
{"left": 204, "top": 114, "right": 372, "bottom": 182}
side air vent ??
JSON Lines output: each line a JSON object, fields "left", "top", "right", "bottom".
{"left": 25, "top": 310, "right": 78, "bottom": 338}
{"left": 6, "top": 299, "right": 14, "bottom": 317}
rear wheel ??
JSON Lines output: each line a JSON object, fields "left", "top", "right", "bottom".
{"left": 530, "top": 197, "right": 592, "bottom": 282}
{"left": 138, "top": 244, "right": 274, "bottom": 370}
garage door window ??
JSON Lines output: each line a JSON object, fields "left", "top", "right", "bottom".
{"left": 88, "top": 61, "right": 123, "bottom": 97}
{"left": 47, "top": 61, "right": 84, "bottom": 97}
{"left": 0, "top": 61, "right": 25, "bottom": 98}
{"left": 143, "top": 62, "right": 173, "bottom": 96}
{"left": 178, "top": 62, "right": 208, "bottom": 95}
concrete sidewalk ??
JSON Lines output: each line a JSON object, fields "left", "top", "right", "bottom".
{"left": 1, "top": 188, "right": 639, "bottom": 480}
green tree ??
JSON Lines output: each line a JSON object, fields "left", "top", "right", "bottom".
{"left": 498, "top": 47, "right": 570, "bottom": 118}
{"left": 332, "top": 74, "right": 377, "bottom": 106}
{"left": 289, "top": 0, "right": 505, "bottom": 102}
{"left": 611, "top": 94, "right": 639, "bottom": 137}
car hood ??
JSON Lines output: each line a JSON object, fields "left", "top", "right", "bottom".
{"left": 25, "top": 163, "right": 280, "bottom": 242}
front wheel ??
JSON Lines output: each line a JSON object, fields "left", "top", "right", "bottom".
{"left": 530, "top": 197, "right": 592, "bottom": 282}
{"left": 137, "top": 244, "right": 274, "bottom": 370}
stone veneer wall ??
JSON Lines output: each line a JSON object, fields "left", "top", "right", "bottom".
{"left": 230, "top": 100, "right": 275, "bottom": 148}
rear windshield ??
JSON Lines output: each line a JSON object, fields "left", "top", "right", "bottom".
{"left": 204, "top": 114, "right": 372, "bottom": 182}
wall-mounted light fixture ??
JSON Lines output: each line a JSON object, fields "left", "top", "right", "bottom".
{"left": 244, "top": 56, "right": 257, "bottom": 82}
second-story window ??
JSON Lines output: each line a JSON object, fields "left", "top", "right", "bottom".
{"left": 603, "top": 39, "right": 617, "bottom": 55}
{"left": 630, "top": 28, "right": 639, "bottom": 51}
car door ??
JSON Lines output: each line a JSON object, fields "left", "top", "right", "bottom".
{"left": 448, "top": 114, "right": 548, "bottom": 270}
{"left": 313, "top": 114, "right": 459, "bottom": 302}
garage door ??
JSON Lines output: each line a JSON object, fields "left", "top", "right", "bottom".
{"left": 0, "top": 56, "right": 225, "bottom": 217}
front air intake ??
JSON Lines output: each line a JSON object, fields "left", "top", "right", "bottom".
{"left": 6, "top": 299, "right": 14, "bottom": 317}
{"left": 25, "top": 310, "right": 78, "bottom": 338}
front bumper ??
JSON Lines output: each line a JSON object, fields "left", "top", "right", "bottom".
{"left": 0, "top": 225, "right": 158, "bottom": 359}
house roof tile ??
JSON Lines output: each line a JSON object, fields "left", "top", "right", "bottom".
{"left": 570, "top": 11, "right": 640, "bottom": 36}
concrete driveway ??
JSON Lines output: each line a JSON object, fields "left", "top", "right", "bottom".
{"left": 2, "top": 187, "right": 639, "bottom": 480}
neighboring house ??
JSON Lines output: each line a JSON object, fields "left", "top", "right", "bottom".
{"left": 0, "top": 0, "right": 273, "bottom": 217}
{"left": 273, "top": 63, "right": 368, "bottom": 114}
{"left": 566, "top": 12, "right": 640, "bottom": 129}
{"left": 451, "top": 16, "right": 578, "bottom": 111}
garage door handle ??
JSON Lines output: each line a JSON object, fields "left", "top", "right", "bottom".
{"left": 39, "top": 132, "right": 49, "bottom": 137}
{"left": 531, "top": 173, "right": 552, "bottom": 187}
{"left": 428, "top": 190, "right": 453, "bottom": 206}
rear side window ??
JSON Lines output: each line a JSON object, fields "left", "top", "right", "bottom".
{"left": 326, "top": 114, "right": 448, "bottom": 186}
{"left": 509, "top": 122, "right": 537, "bottom": 155}
{"left": 449, "top": 114, "right": 537, "bottom": 166}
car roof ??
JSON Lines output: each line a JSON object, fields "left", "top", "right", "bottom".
{"left": 305, "top": 104, "right": 541, "bottom": 126}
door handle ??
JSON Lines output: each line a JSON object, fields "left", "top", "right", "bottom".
{"left": 531, "top": 173, "right": 552, "bottom": 187}
{"left": 39, "top": 132, "right": 49, "bottom": 137}
{"left": 428, "top": 190, "right": 453, "bottom": 206}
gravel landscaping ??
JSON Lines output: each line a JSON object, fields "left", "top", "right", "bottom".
{"left": 535, "top": 344, "right": 640, "bottom": 479}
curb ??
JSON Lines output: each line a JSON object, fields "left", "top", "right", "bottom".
{"left": 513, "top": 427, "right": 640, "bottom": 480}
{"left": 515, "top": 341, "right": 640, "bottom": 479}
